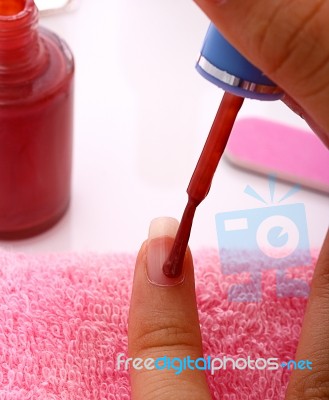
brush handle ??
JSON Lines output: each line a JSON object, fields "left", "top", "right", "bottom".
{"left": 162, "top": 199, "right": 196, "bottom": 277}
{"left": 187, "top": 93, "right": 244, "bottom": 203}
{"left": 163, "top": 93, "right": 244, "bottom": 278}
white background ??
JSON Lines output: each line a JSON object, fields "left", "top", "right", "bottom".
{"left": 1, "top": 0, "right": 328, "bottom": 254}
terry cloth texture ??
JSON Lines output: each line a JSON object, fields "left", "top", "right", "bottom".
{"left": 0, "top": 249, "right": 316, "bottom": 399}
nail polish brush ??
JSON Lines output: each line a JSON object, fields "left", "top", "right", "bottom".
{"left": 163, "top": 23, "right": 282, "bottom": 278}
{"left": 163, "top": 92, "right": 244, "bottom": 278}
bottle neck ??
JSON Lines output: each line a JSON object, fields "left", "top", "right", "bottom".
{"left": 0, "top": 0, "right": 47, "bottom": 84}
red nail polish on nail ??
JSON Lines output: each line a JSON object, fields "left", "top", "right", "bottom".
{"left": 146, "top": 218, "right": 185, "bottom": 287}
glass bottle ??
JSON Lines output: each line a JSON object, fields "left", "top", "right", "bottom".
{"left": 0, "top": 0, "right": 74, "bottom": 239}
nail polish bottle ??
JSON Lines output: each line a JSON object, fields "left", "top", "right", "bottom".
{"left": 0, "top": 0, "right": 74, "bottom": 239}
{"left": 196, "top": 23, "right": 282, "bottom": 100}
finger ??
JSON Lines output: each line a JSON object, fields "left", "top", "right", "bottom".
{"left": 285, "top": 229, "right": 329, "bottom": 400}
{"left": 127, "top": 217, "right": 212, "bottom": 400}
{"left": 193, "top": 0, "right": 329, "bottom": 140}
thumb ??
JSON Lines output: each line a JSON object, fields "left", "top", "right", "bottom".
{"left": 194, "top": 0, "right": 329, "bottom": 138}
{"left": 127, "top": 217, "right": 212, "bottom": 400}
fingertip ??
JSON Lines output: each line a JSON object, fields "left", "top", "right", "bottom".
{"left": 129, "top": 218, "right": 211, "bottom": 400}
{"left": 130, "top": 217, "right": 197, "bottom": 320}
{"left": 135, "top": 240, "right": 148, "bottom": 266}
{"left": 134, "top": 217, "right": 194, "bottom": 288}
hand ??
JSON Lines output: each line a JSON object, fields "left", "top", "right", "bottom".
{"left": 194, "top": 0, "right": 329, "bottom": 149}
{"left": 128, "top": 218, "right": 329, "bottom": 400}
{"left": 128, "top": 2, "right": 329, "bottom": 398}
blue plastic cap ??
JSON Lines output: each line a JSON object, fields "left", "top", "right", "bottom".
{"left": 196, "top": 24, "right": 283, "bottom": 100}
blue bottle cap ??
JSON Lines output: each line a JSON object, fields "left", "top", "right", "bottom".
{"left": 196, "top": 24, "right": 283, "bottom": 100}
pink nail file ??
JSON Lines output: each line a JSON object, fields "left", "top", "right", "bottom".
{"left": 225, "top": 118, "right": 329, "bottom": 194}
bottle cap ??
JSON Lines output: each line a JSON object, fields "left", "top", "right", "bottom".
{"left": 196, "top": 24, "right": 283, "bottom": 100}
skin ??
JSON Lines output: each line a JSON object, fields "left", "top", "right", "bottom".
{"left": 129, "top": 241, "right": 212, "bottom": 400}
{"left": 128, "top": 1, "right": 329, "bottom": 398}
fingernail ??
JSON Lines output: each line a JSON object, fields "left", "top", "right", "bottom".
{"left": 146, "top": 217, "right": 185, "bottom": 287}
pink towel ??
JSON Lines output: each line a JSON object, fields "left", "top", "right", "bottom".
{"left": 0, "top": 249, "right": 316, "bottom": 399}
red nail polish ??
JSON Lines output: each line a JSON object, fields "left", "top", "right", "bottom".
{"left": 0, "top": 0, "right": 74, "bottom": 239}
